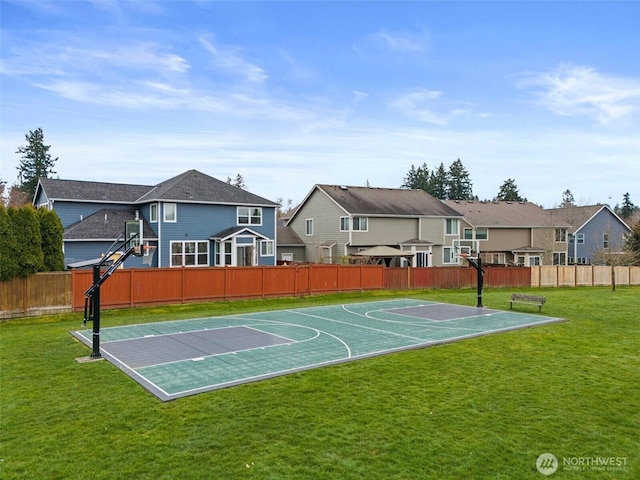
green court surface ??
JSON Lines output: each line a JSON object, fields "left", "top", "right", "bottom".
{"left": 72, "top": 299, "right": 563, "bottom": 401}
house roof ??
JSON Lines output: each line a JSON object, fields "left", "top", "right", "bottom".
{"left": 37, "top": 178, "right": 152, "bottom": 203}
{"left": 442, "top": 200, "right": 570, "bottom": 228}
{"left": 36, "top": 170, "right": 278, "bottom": 207}
{"left": 313, "top": 185, "right": 463, "bottom": 217}
{"left": 277, "top": 224, "right": 305, "bottom": 246}
{"left": 63, "top": 208, "right": 157, "bottom": 241}
{"left": 544, "top": 204, "right": 631, "bottom": 233}
{"left": 209, "top": 226, "right": 268, "bottom": 241}
{"left": 137, "top": 169, "right": 278, "bottom": 206}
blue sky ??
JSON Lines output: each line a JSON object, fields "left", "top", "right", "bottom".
{"left": 1, "top": 1, "right": 639, "bottom": 208}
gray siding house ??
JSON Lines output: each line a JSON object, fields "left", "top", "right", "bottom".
{"left": 286, "top": 185, "right": 464, "bottom": 266}
{"left": 34, "top": 170, "right": 279, "bottom": 268}
{"left": 442, "top": 200, "right": 572, "bottom": 266}
{"left": 545, "top": 204, "right": 631, "bottom": 265}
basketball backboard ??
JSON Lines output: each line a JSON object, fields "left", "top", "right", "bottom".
{"left": 124, "top": 220, "right": 143, "bottom": 256}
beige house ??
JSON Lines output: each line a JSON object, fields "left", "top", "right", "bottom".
{"left": 442, "top": 200, "right": 572, "bottom": 266}
{"left": 286, "top": 185, "right": 464, "bottom": 266}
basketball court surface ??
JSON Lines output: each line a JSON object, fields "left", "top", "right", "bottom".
{"left": 71, "top": 299, "right": 563, "bottom": 401}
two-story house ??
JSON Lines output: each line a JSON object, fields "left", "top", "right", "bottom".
{"left": 34, "top": 170, "right": 279, "bottom": 268}
{"left": 442, "top": 200, "right": 572, "bottom": 266}
{"left": 285, "top": 185, "right": 464, "bottom": 267}
{"left": 545, "top": 204, "right": 631, "bottom": 265}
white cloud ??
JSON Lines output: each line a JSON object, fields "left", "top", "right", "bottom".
{"left": 390, "top": 89, "right": 469, "bottom": 125}
{"left": 519, "top": 65, "right": 640, "bottom": 124}
{"left": 199, "top": 37, "right": 268, "bottom": 83}
{"left": 373, "top": 28, "right": 428, "bottom": 53}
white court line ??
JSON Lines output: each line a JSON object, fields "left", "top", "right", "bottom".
{"left": 288, "top": 308, "right": 433, "bottom": 343}
{"left": 340, "top": 303, "right": 485, "bottom": 333}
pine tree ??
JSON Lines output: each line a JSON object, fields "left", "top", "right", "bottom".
{"left": 495, "top": 178, "right": 526, "bottom": 202}
{"left": 447, "top": 159, "right": 474, "bottom": 200}
{"left": 401, "top": 163, "right": 431, "bottom": 191}
{"left": 561, "top": 189, "right": 575, "bottom": 207}
{"left": 619, "top": 193, "right": 636, "bottom": 219}
{"left": 227, "top": 174, "right": 247, "bottom": 190}
{"left": 16, "top": 128, "right": 58, "bottom": 200}
{"left": 429, "top": 163, "right": 449, "bottom": 200}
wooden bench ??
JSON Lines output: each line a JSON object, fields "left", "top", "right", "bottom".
{"left": 509, "top": 293, "right": 546, "bottom": 312}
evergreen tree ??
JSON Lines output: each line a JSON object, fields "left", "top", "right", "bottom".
{"left": 8, "top": 206, "right": 44, "bottom": 277}
{"left": 447, "top": 158, "right": 474, "bottom": 200}
{"left": 429, "top": 162, "right": 449, "bottom": 200}
{"left": 401, "top": 163, "right": 431, "bottom": 191}
{"left": 495, "top": 178, "right": 526, "bottom": 202}
{"left": 0, "top": 206, "right": 19, "bottom": 280}
{"left": 619, "top": 192, "right": 636, "bottom": 219}
{"left": 561, "top": 189, "right": 575, "bottom": 207}
{"left": 227, "top": 174, "right": 247, "bottom": 190}
{"left": 16, "top": 128, "right": 58, "bottom": 200}
{"left": 38, "top": 207, "right": 65, "bottom": 271}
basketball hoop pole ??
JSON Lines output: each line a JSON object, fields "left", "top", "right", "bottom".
{"left": 465, "top": 256, "right": 484, "bottom": 308}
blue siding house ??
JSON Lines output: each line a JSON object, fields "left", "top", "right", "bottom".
{"left": 546, "top": 204, "right": 631, "bottom": 265}
{"left": 34, "top": 170, "right": 279, "bottom": 268}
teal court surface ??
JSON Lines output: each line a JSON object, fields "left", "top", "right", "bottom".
{"left": 71, "top": 299, "right": 563, "bottom": 401}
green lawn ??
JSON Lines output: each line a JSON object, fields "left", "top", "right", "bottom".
{"left": 1, "top": 287, "right": 638, "bottom": 479}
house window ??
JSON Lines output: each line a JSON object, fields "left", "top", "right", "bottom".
{"left": 305, "top": 218, "right": 314, "bottom": 236}
{"left": 353, "top": 216, "right": 367, "bottom": 231}
{"left": 446, "top": 219, "right": 458, "bottom": 235}
{"left": 214, "top": 241, "right": 233, "bottom": 266}
{"left": 576, "top": 233, "right": 585, "bottom": 244}
{"left": 553, "top": 252, "right": 566, "bottom": 265}
{"left": 416, "top": 251, "right": 429, "bottom": 267}
{"left": 517, "top": 256, "right": 525, "bottom": 266}
{"left": 464, "top": 227, "right": 487, "bottom": 240}
{"left": 170, "top": 241, "right": 208, "bottom": 267}
{"left": 238, "top": 207, "right": 262, "bottom": 225}
{"left": 603, "top": 233, "right": 609, "bottom": 249}
{"left": 568, "top": 234, "right": 574, "bottom": 244}
{"left": 443, "top": 246, "right": 455, "bottom": 264}
{"left": 555, "top": 228, "right": 567, "bottom": 242}
{"left": 164, "top": 203, "right": 177, "bottom": 223}
{"left": 150, "top": 203, "right": 158, "bottom": 223}
{"left": 529, "top": 256, "right": 541, "bottom": 266}
{"left": 260, "top": 240, "right": 274, "bottom": 256}
{"left": 340, "top": 217, "right": 349, "bottom": 232}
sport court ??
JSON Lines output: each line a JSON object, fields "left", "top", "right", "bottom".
{"left": 72, "top": 299, "right": 563, "bottom": 401}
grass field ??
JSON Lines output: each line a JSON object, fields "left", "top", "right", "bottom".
{"left": 1, "top": 287, "right": 638, "bottom": 479}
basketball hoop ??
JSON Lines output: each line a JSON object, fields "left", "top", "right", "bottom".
{"left": 142, "top": 245, "right": 156, "bottom": 266}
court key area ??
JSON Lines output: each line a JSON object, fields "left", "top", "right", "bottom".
{"left": 71, "top": 299, "right": 563, "bottom": 401}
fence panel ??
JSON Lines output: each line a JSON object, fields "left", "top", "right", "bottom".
{"left": 0, "top": 272, "right": 72, "bottom": 318}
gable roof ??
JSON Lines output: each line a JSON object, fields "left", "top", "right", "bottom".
{"left": 442, "top": 200, "right": 569, "bottom": 228}
{"left": 137, "top": 169, "right": 278, "bottom": 206}
{"left": 544, "top": 204, "right": 631, "bottom": 233}
{"left": 36, "top": 178, "right": 152, "bottom": 204}
{"left": 36, "top": 170, "right": 278, "bottom": 207}
{"left": 300, "top": 185, "right": 462, "bottom": 217}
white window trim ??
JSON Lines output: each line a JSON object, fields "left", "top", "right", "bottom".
{"left": 340, "top": 216, "right": 349, "bottom": 232}
{"left": 445, "top": 219, "right": 459, "bottom": 236}
{"left": 164, "top": 203, "right": 177, "bottom": 223}
{"left": 237, "top": 206, "right": 262, "bottom": 226}
{"left": 170, "top": 240, "right": 209, "bottom": 267}
{"left": 352, "top": 216, "right": 368, "bottom": 232}
{"left": 305, "top": 218, "right": 314, "bottom": 236}
{"left": 260, "top": 239, "right": 274, "bottom": 257}
{"left": 150, "top": 203, "right": 158, "bottom": 223}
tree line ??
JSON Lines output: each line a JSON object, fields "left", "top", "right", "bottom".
{"left": 401, "top": 159, "right": 527, "bottom": 202}
{"left": 0, "top": 205, "right": 65, "bottom": 280}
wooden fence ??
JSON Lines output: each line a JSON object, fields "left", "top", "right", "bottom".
{"left": 2, "top": 265, "right": 639, "bottom": 319}
{"left": 532, "top": 265, "right": 640, "bottom": 287}
{"left": 0, "top": 272, "right": 72, "bottom": 319}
